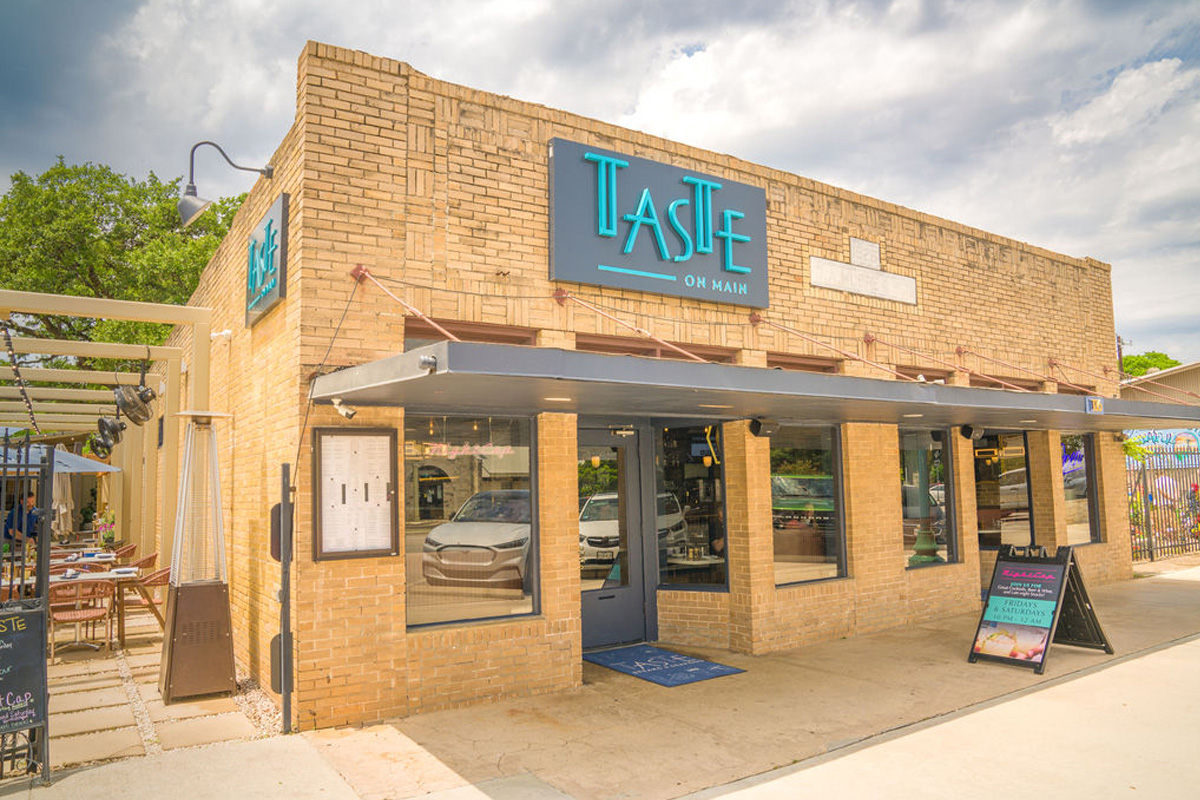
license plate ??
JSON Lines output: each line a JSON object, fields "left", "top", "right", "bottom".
{"left": 596, "top": 550, "right": 617, "bottom": 562}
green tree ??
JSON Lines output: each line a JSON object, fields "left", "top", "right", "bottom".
{"left": 0, "top": 158, "right": 242, "bottom": 357}
{"left": 1122, "top": 351, "right": 1181, "bottom": 377}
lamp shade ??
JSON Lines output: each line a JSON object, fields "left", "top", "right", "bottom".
{"left": 178, "top": 184, "right": 213, "bottom": 228}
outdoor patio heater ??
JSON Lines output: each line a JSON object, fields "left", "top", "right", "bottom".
{"left": 159, "top": 412, "right": 236, "bottom": 703}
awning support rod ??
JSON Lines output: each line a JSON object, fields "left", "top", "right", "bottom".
{"left": 350, "top": 266, "right": 461, "bottom": 342}
{"left": 864, "top": 332, "right": 1030, "bottom": 391}
{"left": 554, "top": 290, "right": 708, "bottom": 363}
{"left": 953, "top": 346, "right": 1092, "bottom": 394}
{"left": 1049, "top": 358, "right": 1199, "bottom": 406}
{"left": 753, "top": 316, "right": 916, "bottom": 381}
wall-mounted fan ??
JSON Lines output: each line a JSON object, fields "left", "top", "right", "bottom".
{"left": 92, "top": 413, "right": 126, "bottom": 458}
{"left": 113, "top": 359, "right": 157, "bottom": 425}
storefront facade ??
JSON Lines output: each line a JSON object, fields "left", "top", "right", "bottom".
{"left": 168, "top": 42, "right": 1200, "bottom": 730}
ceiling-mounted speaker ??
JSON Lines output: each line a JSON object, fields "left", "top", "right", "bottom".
{"left": 960, "top": 424, "right": 985, "bottom": 441}
{"left": 113, "top": 359, "right": 157, "bottom": 425}
{"left": 749, "top": 418, "right": 780, "bottom": 437}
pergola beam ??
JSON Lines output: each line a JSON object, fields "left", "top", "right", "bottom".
{"left": 0, "top": 413, "right": 103, "bottom": 426}
{"left": 0, "top": 366, "right": 142, "bottom": 385}
{"left": 0, "top": 401, "right": 116, "bottom": 415}
{"left": 0, "top": 289, "right": 211, "bottom": 325}
{"left": 10, "top": 336, "right": 182, "bottom": 361}
{"left": 0, "top": 386, "right": 116, "bottom": 402}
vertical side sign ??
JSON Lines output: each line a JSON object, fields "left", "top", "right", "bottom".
{"left": 246, "top": 193, "right": 289, "bottom": 327}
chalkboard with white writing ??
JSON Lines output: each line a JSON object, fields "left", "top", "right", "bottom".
{"left": 0, "top": 607, "right": 47, "bottom": 735}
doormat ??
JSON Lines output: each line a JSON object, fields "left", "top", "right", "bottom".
{"left": 583, "top": 644, "right": 744, "bottom": 687}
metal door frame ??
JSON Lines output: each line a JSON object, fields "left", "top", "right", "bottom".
{"left": 578, "top": 419, "right": 659, "bottom": 648}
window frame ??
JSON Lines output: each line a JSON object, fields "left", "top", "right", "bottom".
{"left": 771, "top": 424, "right": 848, "bottom": 588}
{"left": 898, "top": 426, "right": 958, "bottom": 568}
{"left": 403, "top": 412, "right": 540, "bottom": 629}
{"left": 1061, "top": 431, "right": 1102, "bottom": 545}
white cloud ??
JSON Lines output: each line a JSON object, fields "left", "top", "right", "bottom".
{"left": 1051, "top": 59, "right": 1200, "bottom": 146}
{"left": 1, "top": 0, "right": 1196, "bottom": 360}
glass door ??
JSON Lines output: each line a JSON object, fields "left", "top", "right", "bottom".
{"left": 578, "top": 429, "right": 646, "bottom": 649}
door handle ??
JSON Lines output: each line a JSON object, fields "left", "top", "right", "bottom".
{"left": 597, "top": 594, "right": 616, "bottom": 600}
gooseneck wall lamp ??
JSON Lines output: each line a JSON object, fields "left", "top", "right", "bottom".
{"left": 178, "top": 140, "right": 273, "bottom": 227}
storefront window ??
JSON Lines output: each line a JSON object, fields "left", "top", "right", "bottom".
{"left": 899, "top": 429, "right": 955, "bottom": 567}
{"left": 770, "top": 426, "right": 844, "bottom": 585}
{"left": 404, "top": 416, "right": 535, "bottom": 626}
{"left": 1062, "top": 433, "right": 1100, "bottom": 545}
{"left": 655, "top": 425, "right": 727, "bottom": 588}
{"left": 974, "top": 432, "right": 1032, "bottom": 549}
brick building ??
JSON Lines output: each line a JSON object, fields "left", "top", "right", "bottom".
{"left": 167, "top": 42, "right": 1200, "bottom": 729}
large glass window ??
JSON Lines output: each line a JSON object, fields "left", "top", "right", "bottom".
{"left": 404, "top": 416, "right": 535, "bottom": 626}
{"left": 770, "top": 426, "right": 844, "bottom": 585}
{"left": 1062, "top": 433, "right": 1100, "bottom": 545}
{"left": 974, "top": 432, "right": 1032, "bottom": 549}
{"left": 655, "top": 425, "right": 727, "bottom": 587}
{"left": 899, "top": 429, "right": 955, "bottom": 566}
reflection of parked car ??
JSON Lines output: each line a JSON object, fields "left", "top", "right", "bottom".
{"left": 422, "top": 490, "right": 530, "bottom": 588}
{"left": 578, "top": 492, "right": 686, "bottom": 563}
{"left": 771, "top": 475, "right": 834, "bottom": 529}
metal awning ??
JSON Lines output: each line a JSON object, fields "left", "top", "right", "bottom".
{"left": 309, "top": 341, "right": 1200, "bottom": 432}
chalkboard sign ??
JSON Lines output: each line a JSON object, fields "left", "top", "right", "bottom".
{"left": 969, "top": 546, "right": 1112, "bottom": 674}
{"left": 0, "top": 607, "right": 47, "bottom": 735}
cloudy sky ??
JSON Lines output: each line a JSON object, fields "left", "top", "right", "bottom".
{"left": 2, "top": 0, "right": 1198, "bottom": 364}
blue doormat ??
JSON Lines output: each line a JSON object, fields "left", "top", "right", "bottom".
{"left": 583, "top": 644, "right": 744, "bottom": 687}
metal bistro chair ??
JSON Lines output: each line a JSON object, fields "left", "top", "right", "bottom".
{"left": 48, "top": 580, "right": 115, "bottom": 658}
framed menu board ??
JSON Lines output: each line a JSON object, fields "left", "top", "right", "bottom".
{"left": 312, "top": 428, "right": 399, "bottom": 561}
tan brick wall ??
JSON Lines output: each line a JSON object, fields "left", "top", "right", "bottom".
{"left": 164, "top": 41, "right": 1131, "bottom": 726}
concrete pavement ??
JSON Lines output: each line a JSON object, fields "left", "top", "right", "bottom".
{"left": 3, "top": 560, "right": 1200, "bottom": 799}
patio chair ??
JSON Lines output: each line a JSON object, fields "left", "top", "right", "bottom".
{"left": 112, "top": 543, "right": 137, "bottom": 562}
{"left": 127, "top": 552, "right": 158, "bottom": 571}
{"left": 124, "top": 566, "right": 169, "bottom": 627}
{"left": 48, "top": 580, "right": 115, "bottom": 659}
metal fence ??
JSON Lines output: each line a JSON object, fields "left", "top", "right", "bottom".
{"left": 1127, "top": 448, "right": 1200, "bottom": 562}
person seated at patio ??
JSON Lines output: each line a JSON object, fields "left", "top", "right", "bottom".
{"left": 4, "top": 491, "right": 39, "bottom": 548}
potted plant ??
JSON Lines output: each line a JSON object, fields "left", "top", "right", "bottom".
{"left": 95, "top": 508, "right": 116, "bottom": 544}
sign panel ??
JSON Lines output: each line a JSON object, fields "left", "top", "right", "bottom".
{"left": 0, "top": 608, "right": 47, "bottom": 735}
{"left": 970, "top": 546, "right": 1112, "bottom": 674}
{"left": 549, "top": 138, "right": 769, "bottom": 307}
{"left": 245, "top": 193, "right": 289, "bottom": 327}
{"left": 312, "top": 428, "right": 399, "bottom": 560}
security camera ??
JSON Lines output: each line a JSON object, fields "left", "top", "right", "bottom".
{"left": 960, "top": 424, "right": 985, "bottom": 441}
{"left": 331, "top": 398, "right": 357, "bottom": 420}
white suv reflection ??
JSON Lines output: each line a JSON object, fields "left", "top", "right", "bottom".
{"left": 422, "top": 490, "right": 530, "bottom": 589}
{"left": 578, "top": 492, "right": 686, "bottom": 563}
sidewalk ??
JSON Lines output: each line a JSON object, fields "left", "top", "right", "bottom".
{"left": 4, "top": 560, "right": 1200, "bottom": 799}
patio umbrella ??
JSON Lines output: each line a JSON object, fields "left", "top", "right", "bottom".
{"left": 52, "top": 445, "right": 76, "bottom": 538}
{"left": 1, "top": 445, "right": 120, "bottom": 475}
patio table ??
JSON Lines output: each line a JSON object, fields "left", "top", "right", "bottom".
{"left": 49, "top": 569, "right": 162, "bottom": 648}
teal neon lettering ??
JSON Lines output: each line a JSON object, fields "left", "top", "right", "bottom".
{"left": 715, "top": 209, "right": 751, "bottom": 274}
{"left": 584, "top": 152, "right": 629, "bottom": 237}
{"left": 247, "top": 218, "right": 279, "bottom": 309}
{"left": 682, "top": 176, "right": 721, "bottom": 254}
{"left": 622, "top": 188, "right": 670, "bottom": 260}
{"left": 667, "top": 197, "right": 693, "bottom": 262}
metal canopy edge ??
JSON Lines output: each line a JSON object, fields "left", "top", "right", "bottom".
{"left": 309, "top": 342, "right": 1200, "bottom": 432}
